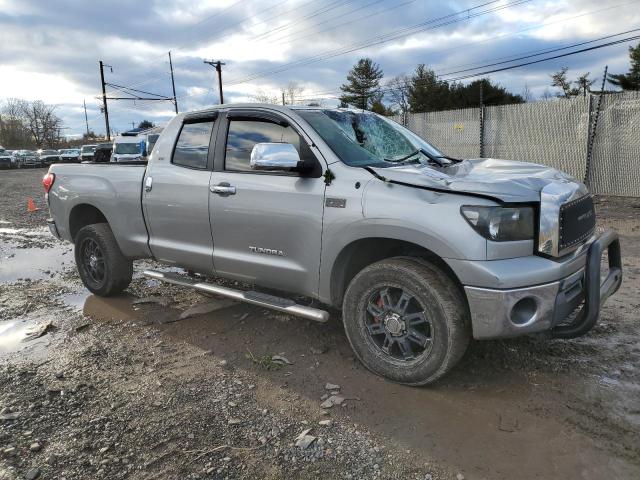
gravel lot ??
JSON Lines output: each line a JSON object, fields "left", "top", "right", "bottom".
{"left": 1, "top": 168, "right": 639, "bottom": 480}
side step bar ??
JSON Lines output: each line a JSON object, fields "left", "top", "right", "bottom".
{"left": 143, "top": 270, "right": 329, "bottom": 323}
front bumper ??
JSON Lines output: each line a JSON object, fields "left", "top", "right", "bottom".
{"left": 465, "top": 230, "right": 622, "bottom": 340}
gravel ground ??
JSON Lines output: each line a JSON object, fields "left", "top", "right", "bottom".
{"left": 1, "top": 168, "right": 639, "bottom": 480}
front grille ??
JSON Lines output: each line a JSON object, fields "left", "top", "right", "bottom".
{"left": 559, "top": 195, "right": 596, "bottom": 251}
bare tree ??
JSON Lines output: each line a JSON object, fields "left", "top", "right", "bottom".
{"left": 551, "top": 67, "right": 578, "bottom": 98}
{"left": 282, "top": 82, "right": 305, "bottom": 105}
{"left": 521, "top": 83, "right": 534, "bottom": 102}
{"left": 540, "top": 88, "right": 555, "bottom": 101}
{"left": 576, "top": 72, "right": 596, "bottom": 97}
{"left": 387, "top": 75, "right": 411, "bottom": 115}
{"left": 251, "top": 89, "right": 279, "bottom": 104}
{"left": 0, "top": 98, "right": 63, "bottom": 148}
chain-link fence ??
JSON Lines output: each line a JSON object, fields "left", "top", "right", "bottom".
{"left": 393, "top": 91, "right": 640, "bottom": 197}
{"left": 403, "top": 108, "right": 481, "bottom": 160}
{"left": 588, "top": 91, "right": 640, "bottom": 197}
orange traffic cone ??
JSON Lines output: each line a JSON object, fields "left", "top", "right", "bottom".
{"left": 27, "top": 197, "right": 40, "bottom": 212}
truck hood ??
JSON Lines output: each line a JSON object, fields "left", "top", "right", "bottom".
{"left": 370, "top": 158, "right": 582, "bottom": 203}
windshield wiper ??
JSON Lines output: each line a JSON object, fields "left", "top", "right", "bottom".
{"left": 384, "top": 149, "right": 420, "bottom": 163}
{"left": 432, "top": 154, "right": 462, "bottom": 163}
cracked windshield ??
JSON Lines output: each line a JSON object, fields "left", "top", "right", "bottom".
{"left": 298, "top": 109, "right": 446, "bottom": 167}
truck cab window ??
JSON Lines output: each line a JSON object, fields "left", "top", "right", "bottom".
{"left": 172, "top": 121, "right": 214, "bottom": 169}
{"left": 225, "top": 119, "right": 301, "bottom": 172}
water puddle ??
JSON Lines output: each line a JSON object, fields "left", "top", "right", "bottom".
{"left": 79, "top": 294, "right": 180, "bottom": 325}
{"left": 0, "top": 240, "right": 73, "bottom": 282}
{"left": 0, "top": 317, "right": 52, "bottom": 362}
{"left": 59, "top": 290, "right": 91, "bottom": 311}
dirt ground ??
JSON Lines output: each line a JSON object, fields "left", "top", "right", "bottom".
{"left": 1, "top": 168, "right": 639, "bottom": 480}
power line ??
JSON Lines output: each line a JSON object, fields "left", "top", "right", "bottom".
{"left": 173, "top": 0, "right": 632, "bottom": 105}
{"left": 268, "top": 0, "right": 417, "bottom": 47}
{"left": 294, "top": 32, "right": 640, "bottom": 102}
{"left": 437, "top": 27, "right": 640, "bottom": 78}
{"left": 223, "top": 0, "right": 529, "bottom": 87}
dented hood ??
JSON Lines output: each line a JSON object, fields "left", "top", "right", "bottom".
{"left": 370, "top": 158, "right": 582, "bottom": 203}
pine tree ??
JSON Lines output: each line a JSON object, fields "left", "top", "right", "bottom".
{"left": 608, "top": 43, "right": 640, "bottom": 90}
{"left": 407, "top": 64, "right": 451, "bottom": 112}
{"left": 339, "top": 58, "right": 384, "bottom": 110}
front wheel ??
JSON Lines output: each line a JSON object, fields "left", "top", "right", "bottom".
{"left": 74, "top": 223, "right": 133, "bottom": 296}
{"left": 342, "top": 257, "right": 470, "bottom": 386}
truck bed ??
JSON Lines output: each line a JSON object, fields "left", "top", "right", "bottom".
{"left": 47, "top": 163, "right": 151, "bottom": 259}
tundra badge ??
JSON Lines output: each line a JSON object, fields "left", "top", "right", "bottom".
{"left": 249, "top": 246, "right": 285, "bottom": 256}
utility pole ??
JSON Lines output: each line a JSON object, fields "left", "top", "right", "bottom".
{"left": 204, "top": 60, "right": 225, "bottom": 104}
{"left": 131, "top": 121, "right": 135, "bottom": 130}
{"left": 83, "top": 99, "right": 90, "bottom": 136}
{"left": 168, "top": 51, "right": 178, "bottom": 114}
{"left": 99, "top": 61, "right": 111, "bottom": 140}
{"left": 282, "top": 91, "right": 286, "bottom": 105}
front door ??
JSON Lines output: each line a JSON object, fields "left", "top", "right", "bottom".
{"left": 142, "top": 114, "right": 217, "bottom": 273}
{"left": 209, "top": 110, "right": 326, "bottom": 297}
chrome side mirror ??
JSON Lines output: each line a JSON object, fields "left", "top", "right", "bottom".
{"left": 250, "top": 143, "right": 300, "bottom": 171}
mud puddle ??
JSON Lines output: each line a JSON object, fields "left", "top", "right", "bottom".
{"left": 0, "top": 241, "right": 72, "bottom": 282}
{"left": 0, "top": 314, "right": 54, "bottom": 362}
{"left": 0, "top": 227, "right": 73, "bottom": 282}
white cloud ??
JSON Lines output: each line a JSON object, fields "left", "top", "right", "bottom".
{"left": 0, "top": 65, "right": 88, "bottom": 104}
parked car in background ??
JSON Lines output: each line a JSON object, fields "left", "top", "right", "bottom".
{"left": 80, "top": 144, "right": 97, "bottom": 162}
{"left": 12, "top": 150, "right": 38, "bottom": 168}
{"left": 93, "top": 143, "right": 113, "bottom": 163}
{"left": 0, "top": 147, "right": 12, "bottom": 169}
{"left": 111, "top": 134, "right": 145, "bottom": 162}
{"left": 59, "top": 148, "right": 81, "bottom": 163}
{"left": 39, "top": 149, "right": 62, "bottom": 166}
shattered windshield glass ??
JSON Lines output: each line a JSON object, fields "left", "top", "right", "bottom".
{"left": 297, "top": 109, "right": 446, "bottom": 168}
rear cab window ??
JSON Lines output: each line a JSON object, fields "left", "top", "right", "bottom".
{"left": 172, "top": 121, "right": 215, "bottom": 169}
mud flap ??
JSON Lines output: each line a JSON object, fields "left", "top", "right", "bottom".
{"left": 551, "top": 230, "right": 622, "bottom": 339}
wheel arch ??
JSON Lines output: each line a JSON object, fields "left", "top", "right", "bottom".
{"left": 328, "top": 237, "right": 465, "bottom": 308}
{"left": 68, "top": 203, "right": 108, "bottom": 241}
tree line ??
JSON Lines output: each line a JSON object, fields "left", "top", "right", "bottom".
{"left": 0, "top": 99, "right": 63, "bottom": 149}
{"left": 339, "top": 58, "right": 523, "bottom": 115}
{"left": 338, "top": 42, "right": 640, "bottom": 114}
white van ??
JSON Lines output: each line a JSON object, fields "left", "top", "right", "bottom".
{"left": 111, "top": 134, "right": 145, "bottom": 162}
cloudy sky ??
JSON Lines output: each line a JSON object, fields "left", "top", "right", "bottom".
{"left": 1, "top": 0, "right": 639, "bottom": 137}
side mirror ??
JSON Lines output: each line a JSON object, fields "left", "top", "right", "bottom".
{"left": 250, "top": 143, "right": 301, "bottom": 171}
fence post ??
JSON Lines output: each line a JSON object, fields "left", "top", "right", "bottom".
{"left": 479, "top": 82, "right": 485, "bottom": 158}
{"left": 584, "top": 65, "right": 608, "bottom": 187}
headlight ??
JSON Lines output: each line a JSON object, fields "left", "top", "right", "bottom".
{"left": 461, "top": 205, "right": 534, "bottom": 242}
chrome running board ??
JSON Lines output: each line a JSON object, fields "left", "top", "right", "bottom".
{"left": 143, "top": 270, "right": 329, "bottom": 323}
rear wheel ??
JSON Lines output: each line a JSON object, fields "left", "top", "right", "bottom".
{"left": 342, "top": 257, "right": 470, "bottom": 385}
{"left": 74, "top": 223, "right": 133, "bottom": 296}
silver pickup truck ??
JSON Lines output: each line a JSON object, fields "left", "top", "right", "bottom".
{"left": 44, "top": 104, "right": 622, "bottom": 385}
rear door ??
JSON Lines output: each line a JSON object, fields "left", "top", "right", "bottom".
{"left": 208, "top": 109, "right": 326, "bottom": 297}
{"left": 142, "top": 113, "right": 218, "bottom": 273}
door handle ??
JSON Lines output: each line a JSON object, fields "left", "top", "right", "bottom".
{"left": 210, "top": 183, "right": 236, "bottom": 195}
{"left": 145, "top": 176, "right": 153, "bottom": 192}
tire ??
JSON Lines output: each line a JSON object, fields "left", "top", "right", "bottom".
{"left": 342, "top": 257, "right": 470, "bottom": 386}
{"left": 74, "top": 223, "right": 133, "bottom": 296}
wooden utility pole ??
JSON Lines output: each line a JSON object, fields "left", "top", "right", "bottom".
{"left": 169, "top": 51, "right": 178, "bottom": 114}
{"left": 204, "top": 60, "right": 226, "bottom": 104}
{"left": 83, "top": 99, "right": 90, "bottom": 136}
{"left": 99, "top": 61, "right": 111, "bottom": 140}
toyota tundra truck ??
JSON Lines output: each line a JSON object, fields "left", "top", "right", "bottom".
{"left": 43, "top": 104, "right": 622, "bottom": 385}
